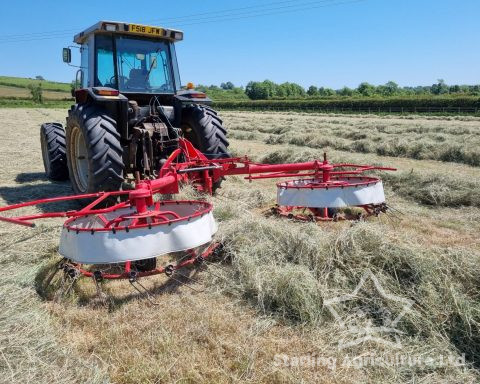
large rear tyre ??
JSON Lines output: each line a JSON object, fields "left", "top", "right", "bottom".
{"left": 40, "top": 123, "right": 69, "bottom": 181}
{"left": 181, "top": 105, "right": 230, "bottom": 192}
{"left": 66, "top": 104, "right": 124, "bottom": 194}
{"left": 181, "top": 105, "right": 230, "bottom": 160}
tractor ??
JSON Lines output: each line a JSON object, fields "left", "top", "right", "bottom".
{"left": 40, "top": 21, "right": 229, "bottom": 194}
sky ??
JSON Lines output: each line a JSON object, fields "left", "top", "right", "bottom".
{"left": 0, "top": 0, "right": 478, "bottom": 89}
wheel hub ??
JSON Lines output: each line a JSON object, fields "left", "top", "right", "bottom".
{"left": 70, "top": 126, "right": 89, "bottom": 192}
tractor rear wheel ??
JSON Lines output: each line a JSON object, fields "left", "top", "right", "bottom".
{"left": 181, "top": 105, "right": 230, "bottom": 160}
{"left": 40, "top": 123, "right": 69, "bottom": 181}
{"left": 181, "top": 105, "right": 230, "bottom": 191}
{"left": 66, "top": 104, "right": 124, "bottom": 194}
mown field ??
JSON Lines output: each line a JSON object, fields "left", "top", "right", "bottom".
{"left": 0, "top": 109, "right": 479, "bottom": 383}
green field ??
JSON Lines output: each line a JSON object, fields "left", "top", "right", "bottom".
{"left": 0, "top": 76, "right": 72, "bottom": 107}
{"left": 0, "top": 76, "right": 71, "bottom": 92}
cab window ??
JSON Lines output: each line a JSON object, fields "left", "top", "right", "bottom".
{"left": 95, "top": 35, "right": 115, "bottom": 87}
{"left": 115, "top": 36, "right": 174, "bottom": 93}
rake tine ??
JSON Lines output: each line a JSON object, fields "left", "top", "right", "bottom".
{"left": 169, "top": 275, "right": 205, "bottom": 293}
{"left": 93, "top": 274, "right": 103, "bottom": 297}
{"left": 59, "top": 272, "right": 79, "bottom": 299}
{"left": 129, "top": 279, "right": 160, "bottom": 306}
{"left": 387, "top": 205, "right": 404, "bottom": 215}
{"left": 54, "top": 265, "right": 77, "bottom": 301}
{"left": 389, "top": 211, "right": 402, "bottom": 221}
{"left": 384, "top": 211, "right": 398, "bottom": 229}
{"left": 385, "top": 207, "right": 402, "bottom": 221}
{"left": 176, "top": 250, "right": 197, "bottom": 264}
{"left": 44, "top": 259, "right": 65, "bottom": 289}
{"left": 200, "top": 264, "right": 230, "bottom": 281}
{"left": 377, "top": 212, "right": 386, "bottom": 226}
{"left": 53, "top": 273, "right": 67, "bottom": 302}
{"left": 174, "top": 270, "right": 200, "bottom": 285}
{"left": 203, "top": 259, "right": 230, "bottom": 272}
{"left": 195, "top": 252, "right": 230, "bottom": 276}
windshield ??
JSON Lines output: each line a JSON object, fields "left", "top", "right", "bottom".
{"left": 115, "top": 36, "right": 175, "bottom": 93}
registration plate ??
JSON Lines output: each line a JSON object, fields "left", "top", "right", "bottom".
{"left": 128, "top": 24, "right": 164, "bottom": 37}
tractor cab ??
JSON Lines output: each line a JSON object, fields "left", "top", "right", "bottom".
{"left": 65, "top": 21, "right": 183, "bottom": 97}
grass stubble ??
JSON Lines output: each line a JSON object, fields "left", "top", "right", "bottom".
{"left": 0, "top": 109, "right": 479, "bottom": 383}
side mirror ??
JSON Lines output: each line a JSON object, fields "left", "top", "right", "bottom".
{"left": 62, "top": 48, "right": 71, "bottom": 63}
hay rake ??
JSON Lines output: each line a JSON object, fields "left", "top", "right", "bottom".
{"left": 0, "top": 138, "right": 395, "bottom": 297}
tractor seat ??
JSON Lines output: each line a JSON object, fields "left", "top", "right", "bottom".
{"left": 125, "top": 68, "right": 149, "bottom": 89}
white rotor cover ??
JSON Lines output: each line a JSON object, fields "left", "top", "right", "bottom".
{"left": 59, "top": 203, "right": 217, "bottom": 264}
{"left": 277, "top": 178, "right": 386, "bottom": 208}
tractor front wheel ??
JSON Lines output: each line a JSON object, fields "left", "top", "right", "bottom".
{"left": 40, "top": 122, "right": 69, "bottom": 181}
{"left": 66, "top": 104, "right": 124, "bottom": 194}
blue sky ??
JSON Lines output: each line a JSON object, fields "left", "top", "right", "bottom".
{"left": 0, "top": 0, "right": 478, "bottom": 88}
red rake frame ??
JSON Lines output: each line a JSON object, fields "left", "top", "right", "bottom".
{"left": 0, "top": 140, "right": 395, "bottom": 227}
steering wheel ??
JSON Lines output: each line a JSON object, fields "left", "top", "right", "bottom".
{"left": 157, "top": 84, "right": 171, "bottom": 92}
{"left": 109, "top": 75, "right": 128, "bottom": 87}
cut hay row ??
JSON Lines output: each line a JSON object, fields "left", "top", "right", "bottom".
{"left": 224, "top": 111, "right": 480, "bottom": 166}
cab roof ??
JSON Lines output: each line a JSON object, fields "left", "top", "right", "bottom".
{"left": 74, "top": 21, "right": 184, "bottom": 44}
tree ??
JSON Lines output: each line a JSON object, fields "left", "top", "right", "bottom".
{"left": 431, "top": 79, "right": 449, "bottom": 95}
{"left": 35, "top": 75, "right": 45, "bottom": 81}
{"left": 357, "top": 82, "right": 376, "bottom": 97}
{"left": 220, "top": 81, "right": 235, "bottom": 90}
{"left": 28, "top": 83, "right": 43, "bottom": 103}
{"left": 277, "top": 82, "right": 305, "bottom": 98}
{"left": 337, "top": 86, "right": 354, "bottom": 97}
{"left": 307, "top": 85, "right": 318, "bottom": 96}
{"left": 245, "top": 80, "right": 279, "bottom": 99}
{"left": 449, "top": 85, "right": 461, "bottom": 94}
{"left": 318, "top": 87, "right": 335, "bottom": 97}
{"left": 378, "top": 81, "right": 399, "bottom": 96}
{"left": 470, "top": 85, "right": 480, "bottom": 95}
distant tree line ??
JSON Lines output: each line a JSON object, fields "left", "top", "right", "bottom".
{"left": 200, "top": 79, "right": 480, "bottom": 100}
{"left": 195, "top": 82, "right": 250, "bottom": 101}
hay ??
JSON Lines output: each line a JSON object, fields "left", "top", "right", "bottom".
{"left": 217, "top": 215, "right": 480, "bottom": 379}
{"left": 221, "top": 111, "right": 480, "bottom": 167}
{"left": 1, "top": 109, "right": 480, "bottom": 383}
